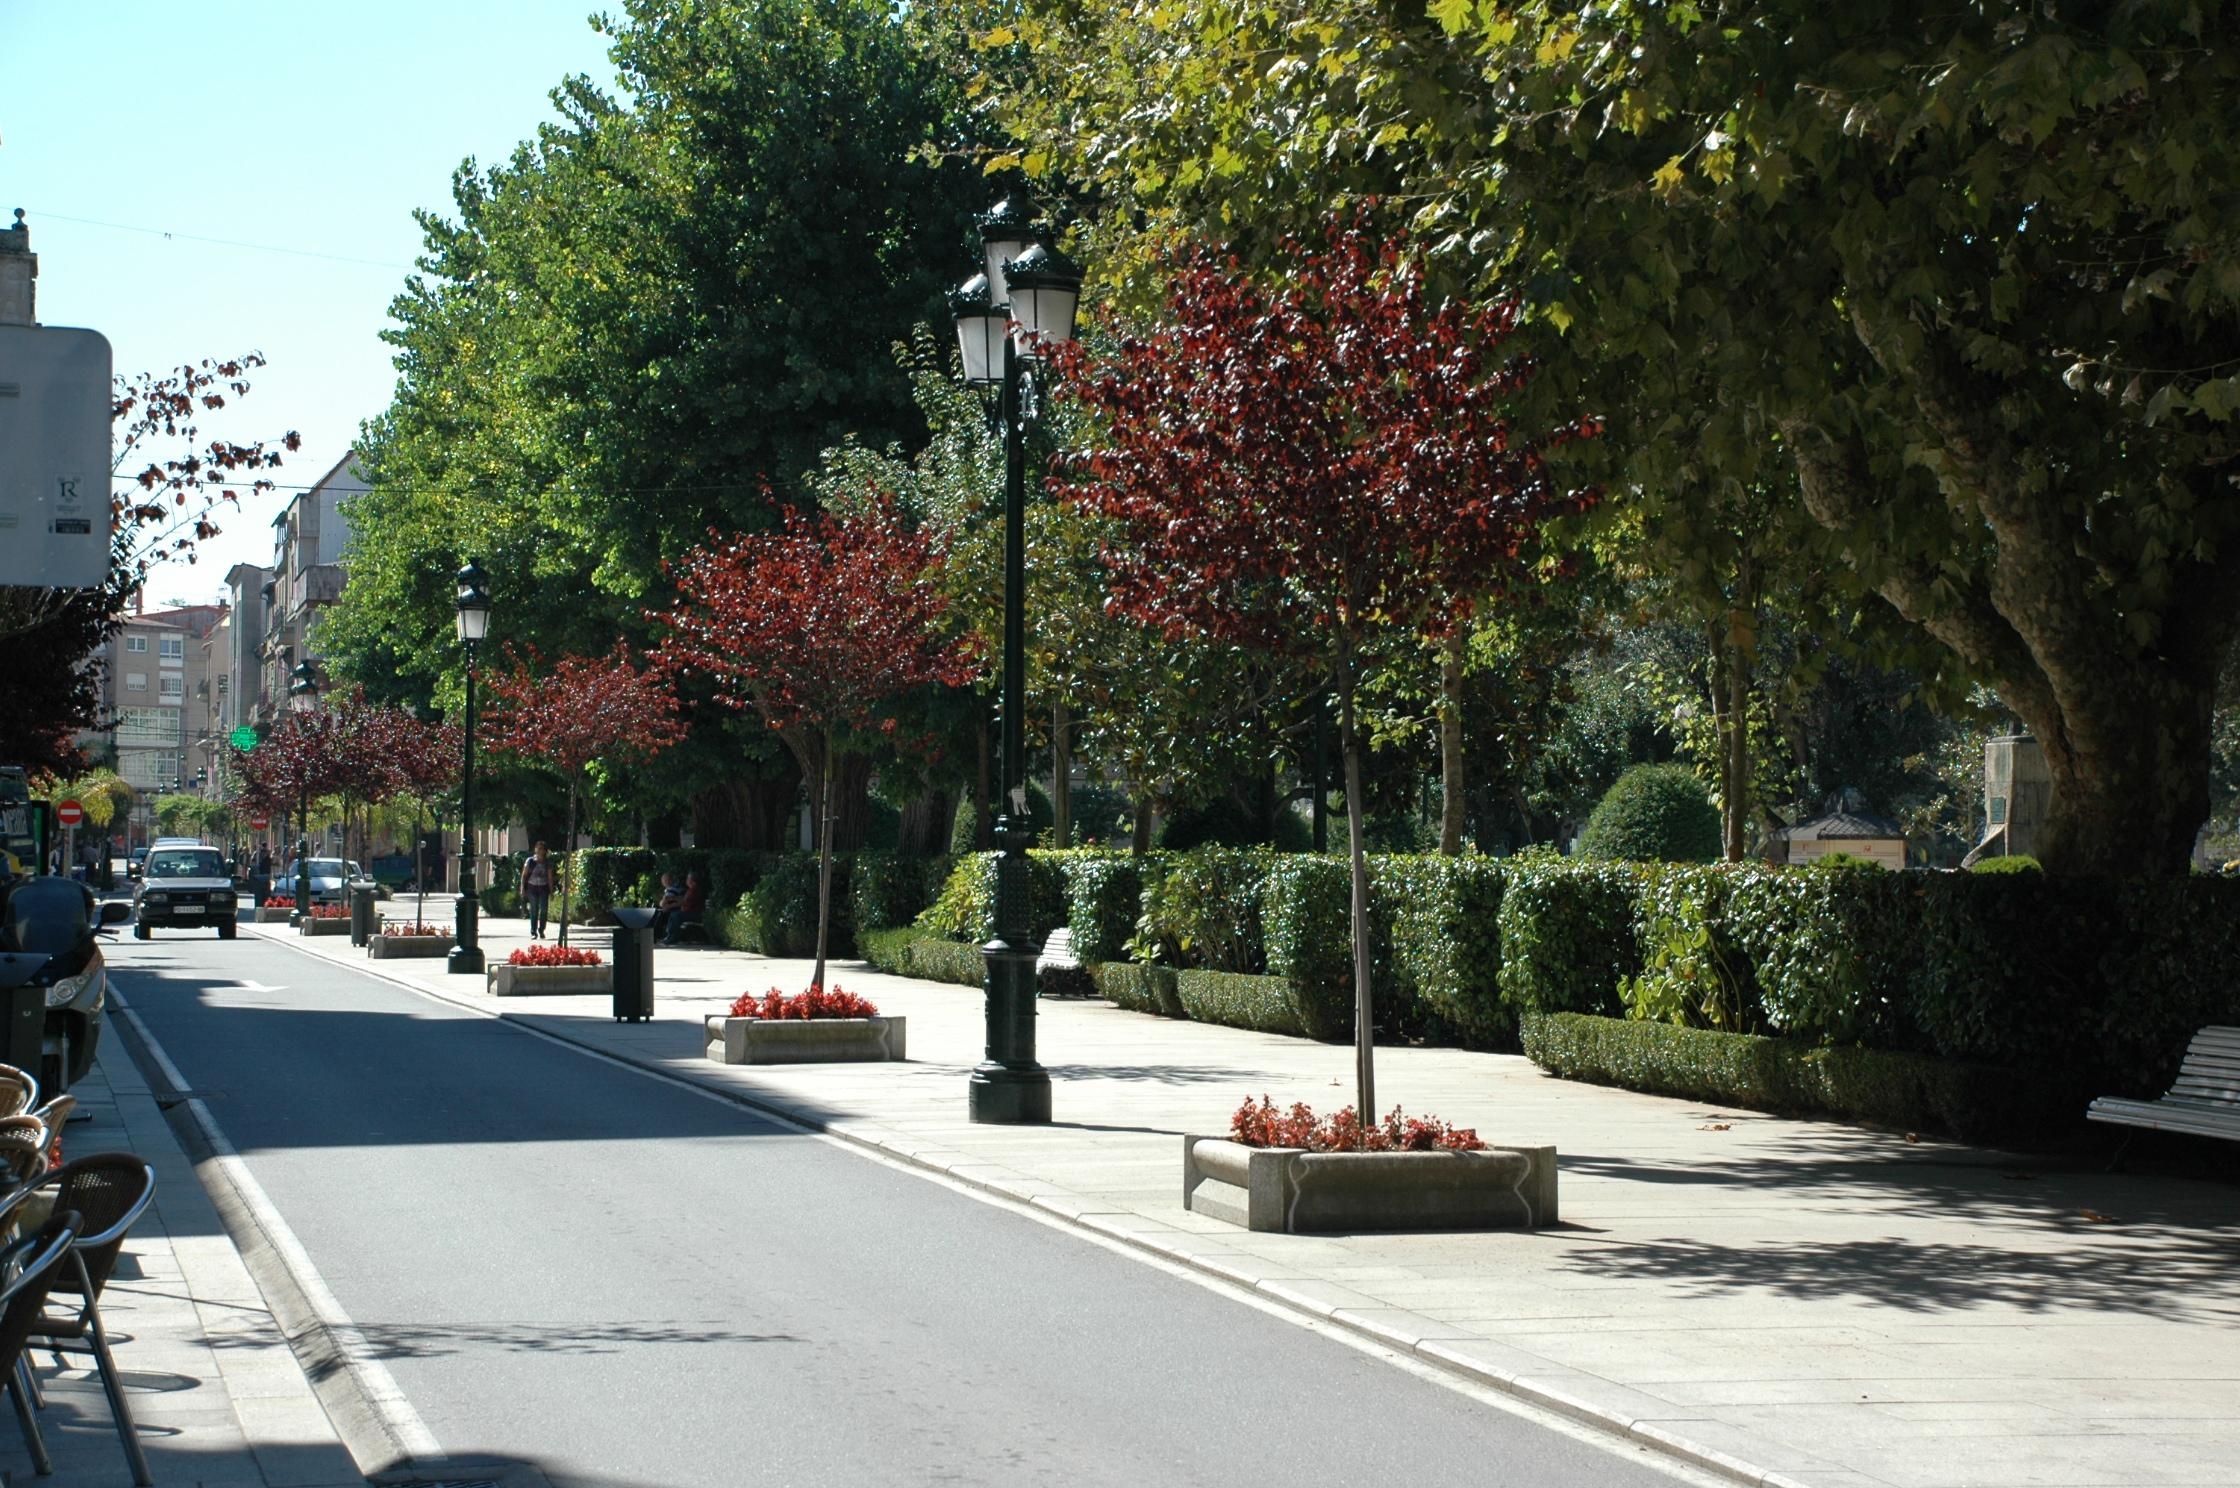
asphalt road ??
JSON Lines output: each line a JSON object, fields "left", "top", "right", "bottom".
{"left": 106, "top": 928, "right": 1694, "bottom": 1488}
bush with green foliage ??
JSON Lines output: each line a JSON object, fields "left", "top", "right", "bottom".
{"left": 1134, "top": 847, "right": 1274, "bottom": 970}
{"left": 850, "top": 852, "right": 950, "bottom": 933}
{"left": 731, "top": 854, "right": 851, "bottom": 958}
{"left": 1578, "top": 764, "right": 1721, "bottom": 863}
{"left": 1382, "top": 855, "right": 1510, "bottom": 1047}
{"left": 913, "top": 851, "right": 1068, "bottom": 944}
{"left": 1092, "top": 961, "right": 1183, "bottom": 1017}
{"left": 1172, "top": 970, "right": 1307, "bottom": 1037}
{"left": 1723, "top": 866, "right": 1920, "bottom": 1047}
{"left": 1520, "top": 1012, "right": 2065, "bottom": 1144}
{"left": 1620, "top": 864, "right": 1762, "bottom": 1034}
{"left": 1968, "top": 854, "right": 2042, "bottom": 874}
{"left": 947, "top": 781, "right": 1052, "bottom": 855}
{"left": 1496, "top": 853, "right": 1640, "bottom": 1017}
{"left": 857, "top": 926, "right": 984, "bottom": 986}
{"left": 1259, "top": 854, "right": 1377, "bottom": 1042}
{"left": 1065, "top": 853, "right": 1146, "bottom": 964}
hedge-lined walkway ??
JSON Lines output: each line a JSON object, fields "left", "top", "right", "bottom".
{"left": 260, "top": 913, "right": 2240, "bottom": 1488}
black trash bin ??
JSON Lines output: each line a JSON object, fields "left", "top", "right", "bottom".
{"left": 610, "top": 907, "right": 659, "bottom": 1023}
{"left": 349, "top": 879, "right": 380, "bottom": 947}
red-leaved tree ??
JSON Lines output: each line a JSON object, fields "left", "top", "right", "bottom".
{"left": 235, "top": 709, "right": 354, "bottom": 848}
{"left": 482, "top": 645, "right": 686, "bottom": 946}
{"left": 1053, "top": 218, "right": 1598, "bottom": 1131}
{"left": 658, "top": 499, "right": 980, "bottom": 993}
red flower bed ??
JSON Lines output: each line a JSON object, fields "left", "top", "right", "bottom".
{"left": 380, "top": 923, "right": 449, "bottom": 938}
{"left": 726, "top": 984, "right": 879, "bottom": 1020}
{"left": 263, "top": 895, "right": 295, "bottom": 909}
{"left": 507, "top": 944, "right": 603, "bottom": 967}
{"left": 304, "top": 904, "right": 348, "bottom": 920}
{"left": 1230, "top": 1096, "right": 1485, "bottom": 1152}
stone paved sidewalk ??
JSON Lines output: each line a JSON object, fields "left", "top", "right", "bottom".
{"left": 262, "top": 914, "right": 2240, "bottom": 1488}
{"left": 0, "top": 1008, "right": 362, "bottom": 1487}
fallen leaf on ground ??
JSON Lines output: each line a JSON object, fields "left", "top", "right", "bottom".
{"left": 1698, "top": 1122, "right": 1733, "bottom": 1132}
{"left": 1903, "top": 1131, "right": 1921, "bottom": 1143}
{"left": 2080, "top": 1209, "right": 2115, "bottom": 1224}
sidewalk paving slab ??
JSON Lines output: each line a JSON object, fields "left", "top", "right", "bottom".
{"left": 257, "top": 915, "right": 2240, "bottom": 1488}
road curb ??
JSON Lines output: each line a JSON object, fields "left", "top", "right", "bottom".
{"left": 108, "top": 982, "right": 558, "bottom": 1488}
{"left": 250, "top": 923, "right": 1808, "bottom": 1488}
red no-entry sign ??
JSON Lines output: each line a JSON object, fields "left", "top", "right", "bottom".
{"left": 248, "top": 814, "right": 270, "bottom": 831}
{"left": 54, "top": 799, "right": 84, "bottom": 829}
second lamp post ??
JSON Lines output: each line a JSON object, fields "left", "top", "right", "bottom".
{"left": 448, "top": 560, "right": 491, "bottom": 975}
{"left": 948, "top": 189, "right": 1083, "bottom": 1125}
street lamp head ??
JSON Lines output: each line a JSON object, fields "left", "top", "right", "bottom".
{"left": 949, "top": 272, "right": 1008, "bottom": 388}
{"left": 976, "top": 190, "right": 1041, "bottom": 308}
{"left": 287, "top": 659, "right": 320, "bottom": 714}
{"left": 455, "top": 558, "right": 492, "bottom": 645}
{"left": 1001, "top": 240, "right": 1085, "bottom": 351}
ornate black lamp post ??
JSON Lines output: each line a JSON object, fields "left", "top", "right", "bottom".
{"left": 448, "top": 560, "right": 491, "bottom": 975}
{"left": 286, "top": 661, "right": 319, "bottom": 927}
{"left": 949, "top": 189, "right": 1084, "bottom": 1125}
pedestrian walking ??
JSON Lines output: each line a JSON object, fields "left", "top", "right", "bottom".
{"left": 522, "top": 842, "right": 555, "bottom": 940}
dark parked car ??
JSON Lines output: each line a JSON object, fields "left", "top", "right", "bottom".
{"left": 133, "top": 845, "right": 239, "bottom": 939}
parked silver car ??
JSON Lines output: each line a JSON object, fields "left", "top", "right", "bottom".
{"left": 275, "top": 859, "right": 360, "bottom": 907}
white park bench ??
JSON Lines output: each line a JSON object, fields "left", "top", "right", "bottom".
{"left": 2087, "top": 1026, "right": 2240, "bottom": 1160}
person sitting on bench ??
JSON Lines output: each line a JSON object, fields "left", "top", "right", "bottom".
{"left": 658, "top": 871, "right": 706, "bottom": 945}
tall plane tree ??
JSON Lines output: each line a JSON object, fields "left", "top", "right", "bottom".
{"left": 659, "top": 499, "right": 979, "bottom": 995}
{"left": 1056, "top": 220, "right": 1595, "bottom": 1129}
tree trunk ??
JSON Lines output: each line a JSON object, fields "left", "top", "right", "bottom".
{"left": 1437, "top": 633, "right": 1467, "bottom": 855}
{"left": 1131, "top": 797, "right": 1153, "bottom": 856}
{"left": 1340, "top": 674, "right": 1376, "bottom": 1145}
{"left": 556, "top": 778, "right": 579, "bottom": 949}
{"left": 822, "top": 751, "right": 877, "bottom": 851}
{"left": 894, "top": 783, "right": 956, "bottom": 857}
{"left": 974, "top": 703, "right": 994, "bottom": 851}
{"left": 690, "top": 772, "right": 800, "bottom": 850}
{"left": 1051, "top": 696, "right": 1072, "bottom": 849}
{"left": 812, "top": 733, "right": 834, "bottom": 995}
{"left": 1723, "top": 607, "right": 1753, "bottom": 862}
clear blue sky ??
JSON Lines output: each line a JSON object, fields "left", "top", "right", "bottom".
{"left": 0, "top": 1, "right": 620, "bottom": 604}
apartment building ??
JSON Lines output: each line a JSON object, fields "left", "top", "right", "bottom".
{"left": 92, "top": 604, "right": 225, "bottom": 842}
{"left": 254, "top": 452, "right": 365, "bottom": 726}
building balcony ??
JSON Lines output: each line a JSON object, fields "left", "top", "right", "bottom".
{"left": 290, "top": 563, "right": 347, "bottom": 612}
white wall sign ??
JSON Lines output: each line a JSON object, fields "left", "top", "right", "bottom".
{"left": 0, "top": 323, "right": 113, "bottom": 589}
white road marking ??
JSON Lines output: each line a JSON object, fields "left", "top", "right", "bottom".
{"left": 107, "top": 986, "right": 444, "bottom": 1464}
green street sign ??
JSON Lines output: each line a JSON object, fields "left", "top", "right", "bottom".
{"left": 228, "top": 725, "right": 260, "bottom": 751}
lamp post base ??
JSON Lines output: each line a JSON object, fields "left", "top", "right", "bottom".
{"left": 448, "top": 890, "right": 484, "bottom": 975}
{"left": 969, "top": 1063, "right": 1052, "bottom": 1124}
{"left": 972, "top": 939, "right": 1049, "bottom": 1124}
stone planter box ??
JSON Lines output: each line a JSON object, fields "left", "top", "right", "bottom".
{"left": 1181, "top": 1135, "right": 1557, "bottom": 1234}
{"left": 367, "top": 934, "right": 455, "bottom": 960}
{"left": 703, "top": 1015, "right": 907, "bottom": 1065}
{"left": 299, "top": 918, "right": 352, "bottom": 937}
{"left": 486, "top": 964, "right": 612, "bottom": 997}
{"left": 253, "top": 907, "right": 293, "bottom": 923}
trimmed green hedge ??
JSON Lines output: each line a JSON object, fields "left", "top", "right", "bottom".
{"left": 1260, "top": 855, "right": 1371, "bottom": 1042}
{"left": 915, "top": 851, "right": 1069, "bottom": 945}
{"left": 1497, "top": 855, "right": 1638, "bottom": 1017}
{"left": 1173, "top": 970, "right": 1308, "bottom": 1037}
{"left": 1136, "top": 847, "right": 1274, "bottom": 971}
{"left": 857, "top": 927, "right": 985, "bottom": 987}
{"left": 1520, "top": 1012, "right": 2066, "bottom": 1145}
{"left": 1065, "top": 853, "right": 1145, "bottom": 965}
{"left": 850, "top": 852, "right": 951, "bottom": 933}
{"left": 1384, "top": 854, "right": 1509, "bottom": 1048}
{"left": 1093, "top": 961, "right": 1183, "bottom": 1017}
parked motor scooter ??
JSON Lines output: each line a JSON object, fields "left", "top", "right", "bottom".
{"left": 0, "top": 877, "right": 131, "bottom": 1095}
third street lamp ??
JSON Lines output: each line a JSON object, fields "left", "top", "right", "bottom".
{"left": 947, "top": 189, "right": 1083, "bottom": 1125}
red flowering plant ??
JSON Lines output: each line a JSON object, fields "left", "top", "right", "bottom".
{"left": 378, "top": 922, "right": 449, "bottom": 938}
{"left": 304, "top": 904, "right": 349, "bottom": 921}
{"left": 262, "top": 895, "right": 294, "bottom": 909}
{"left": 1229, "top": 1097, "right": 1485, "bottom": 1153}
{"left": 726, "top": 985, "right": 880, "bottom": 1021}
{"left": 507, "top": 944, "right": 603, "bottom": 968}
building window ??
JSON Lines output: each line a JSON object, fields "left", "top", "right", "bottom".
{"left": 125, "top": 672, "right": 147, "bottom": 692}
{"left": 124, "top": 635, "right": 148, "bottom": 653}
{"left": 159, "top": 676, "right": 184, "bottom": 698}
{"left": 159, "top": 635, "right": 184, "bottom": 663}
{"left": 117, "top": 708, "right": 182, "bottom": 745}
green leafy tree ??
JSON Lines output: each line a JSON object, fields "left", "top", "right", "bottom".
{"left": 327, "top": 0, "right": 987, "bottom": 845}
{"left": 1579, "top": 763, "right": 1722, "bottom": 864}
{"left": 976, "top": 0, "right": 2240, "bottom": 876}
